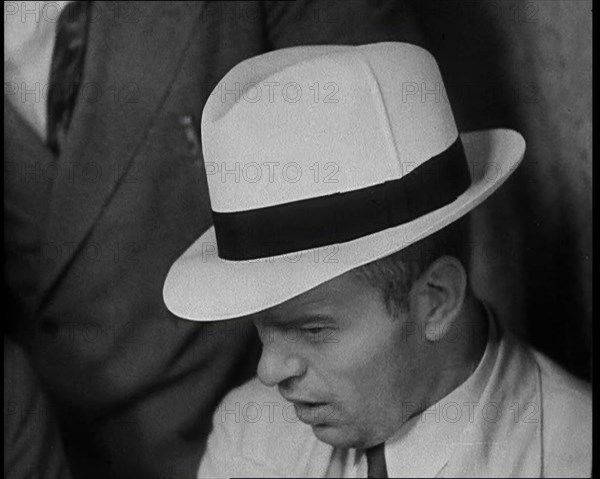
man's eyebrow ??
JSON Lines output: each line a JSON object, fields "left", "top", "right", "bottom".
{"left": 255, "top": 314, "right": 337, "bottom": 328}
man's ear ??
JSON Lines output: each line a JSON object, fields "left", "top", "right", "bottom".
{"left": 409, "top": 256, "right": 468, "bottom": 343}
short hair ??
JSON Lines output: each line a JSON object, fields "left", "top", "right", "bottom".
{"left": 353, "top": 214, "right": 472, "bottom": 316}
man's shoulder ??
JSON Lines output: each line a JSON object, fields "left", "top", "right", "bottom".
{"left": 199, "top": 378, "right": 330, "bottom": 477}
{"left": 530, "top": 348, "right": 592, "bottom": 420}
{"left": 215, "top": 376, "right": 304, "bottom": 434}
{"left": 503, "top": 331, "right": 591, "bottom": 411}
{"left": 208, "top": 378, "right": 323, "bottom": 470}
{"left": 527, "top": 347, "right": 592, "bottom": 476}
{"left": 533, "top": 350, "right": 591, "bottom": 400}
{"left": 217, "top": 376, "right": 305, "bottom": 430}
{"left": 467, "top": 332, "right": 592, "bottom": 477}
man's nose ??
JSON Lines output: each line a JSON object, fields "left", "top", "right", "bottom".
{"left": 257, "top": 344, "right": 306, "bottom": 387}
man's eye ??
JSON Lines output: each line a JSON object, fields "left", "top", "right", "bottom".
{"left": 302, "top": 327, "right": 324, "bottom": 335}
{"left": 300, "top": 327, "right": 334, "bottom": 342}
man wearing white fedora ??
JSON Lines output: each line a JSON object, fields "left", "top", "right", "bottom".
{"left": 163, "top": 43, "right": 592, "bottom": 478}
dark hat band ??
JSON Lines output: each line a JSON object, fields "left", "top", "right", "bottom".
{"left": 212, "top": 138, "right": 471, "bottom": 261}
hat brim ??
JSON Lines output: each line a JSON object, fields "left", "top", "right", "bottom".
{"left": 163, "top": 128, "right": 525, "bottom": 321}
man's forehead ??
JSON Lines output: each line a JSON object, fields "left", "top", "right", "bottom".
{"left": 254, "top": 289, "right": 333, "bottom": 326}
{"left": 254, "top": 272, "right": 371, "bottom": 326}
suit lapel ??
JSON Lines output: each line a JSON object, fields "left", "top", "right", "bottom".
{"left": 444, "top": 330, "right": 543, "bottom": 477}
{"left": 38, "top": 1, "right": 205, "bottom": 303}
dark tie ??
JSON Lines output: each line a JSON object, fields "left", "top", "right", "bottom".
{"left": 366, "top": 443, "right": 388, "bottom": 478}
{"left": 46, "top": 1, "right": 91, "bottom": 155}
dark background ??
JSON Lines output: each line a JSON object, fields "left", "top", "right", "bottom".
{"left": 407, "top": 0, "right": 592, "bottom": 379}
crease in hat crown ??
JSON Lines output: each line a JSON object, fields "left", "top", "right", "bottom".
{"left": 201, "top": 42, "right": 459, "bottom": 214}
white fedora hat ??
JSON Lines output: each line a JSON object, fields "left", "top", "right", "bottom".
{"left": 163, "top": 42, "right": 525, "bottom": 322}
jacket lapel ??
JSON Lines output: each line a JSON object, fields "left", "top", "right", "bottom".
{"left": 38, "top": 1, "right": 205, "bottom": 303}
{"left": 444, "top": 330, "right": 543, "bottom": 477}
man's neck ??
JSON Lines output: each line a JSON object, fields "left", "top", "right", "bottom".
{"left": 408, "top": 295, "right": 489, "bottom": 422}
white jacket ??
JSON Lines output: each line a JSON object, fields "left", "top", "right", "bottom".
{"left": 198, "top": 320, "right": 591, "bottom": 478}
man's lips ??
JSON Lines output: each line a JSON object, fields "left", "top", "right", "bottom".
{"left": 281, "top": 395, "right": 337, "bottom": 424}
{"left": 280, "top": 394, "right": 327, "bottom": 407}
{"left": 291, "top": 400, "right": 327, "bottom": 409}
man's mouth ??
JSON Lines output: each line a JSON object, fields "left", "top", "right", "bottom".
{"left": 291, "top": 399, "right": 327, "bottom": 408}
{"left": 285, "top": 399, "right": 336, "bottom": 424}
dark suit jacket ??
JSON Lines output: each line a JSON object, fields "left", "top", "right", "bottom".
{"left": 4, "top": 338, "right": 72, "bottom": 479}
{"left": 4, "top": 2, "right": 422, "bottom": 478}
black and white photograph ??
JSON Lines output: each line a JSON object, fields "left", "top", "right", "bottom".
{"left": 4, "top": 1, "right": 592, "bottom": 478}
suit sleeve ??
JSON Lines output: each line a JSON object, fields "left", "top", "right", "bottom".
{"left": 262, "top": 0, "right": 425, "bottom": 49}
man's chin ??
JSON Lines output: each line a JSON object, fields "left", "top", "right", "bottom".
{"left": 310, "top": 423, "right": 362, "bottom": 449}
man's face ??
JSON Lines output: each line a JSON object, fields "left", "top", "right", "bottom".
{"left": 253, "top": 271, "right": 435, "bottom": 449}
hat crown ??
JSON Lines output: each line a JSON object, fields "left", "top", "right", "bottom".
{"left": 201, "top": 42, "right": 458, "bottom": 213}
